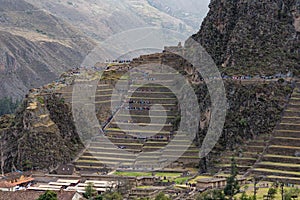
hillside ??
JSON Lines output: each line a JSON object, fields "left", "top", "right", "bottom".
{"left": 0, "top": 0, "right": 209, "bottom": 100}
{"left": 147, "top": 0, "right": 209, "bottom": 30}
{"left": 0, "top": 0, "right": 94, "bottom": 99}
{"left": 0, "top": 51, "right": 293, "bottom": 173}
{"left": 193, "top": 0, "right": 300, "bottom": 75}
{"left": 24, "top": 0, "right": 199, "bottom": 41}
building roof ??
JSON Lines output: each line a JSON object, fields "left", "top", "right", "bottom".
{"left": 0, "top": 172, "right": 32, "bottom": 182}
{"left": 56, "top": 165, "right": 75, "bottom": 175}
{"left": 0, "top": 177, "right": 34, "bottom": 188}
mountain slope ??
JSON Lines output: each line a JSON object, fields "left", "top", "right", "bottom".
{"left": 24, "top": 0, "right": 197, "bottom": 40}
{"left": 0, "top": 0, "right": 94, "bottom": 99}
{"left": 147, "top": 0, "right": 210, "bottom": 30}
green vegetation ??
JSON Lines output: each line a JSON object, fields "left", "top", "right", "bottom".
{"left": 174, "top": 177, "right": 191, "bottom": 184}
{"left": 22, "top": 160, "right": 33, "bottom": 171}
{"left": 0, "top": 97, "right": 20, "bottom": 116}
{"left": 37, "top": 190, "right": 57, "bottom": 200}
{"left": 113, "top": 171, "right": 152, "bottom": 177}
{"left": 266, "top": 187, "right": 277, "bottom": 200}
{"left": 224, "top": 158, "right": 240, "bottom": 200}
{"left": 37, "top": 96, "right": 45, "bottom": 104}
{"left": 83, "top": 182, "right": 97, "bottom": 199}
{"left": 196, "top": 189, "right": 226, "bottom": 200}
{"left": 189, "top": 175, "right": 213, "bottom": 184}
{"left": 83, "top": 183, "right": 122, "bottom": 200}
{"left": 284, "top": 187, "right": 300, "bottom": 200}
{"left": 36, "top": 29, "right": 47, "bottom": 35}
{"left": 155, "top": 192, "right": 171, "bottom": 200}
{"left": 102, "top": 192, "right": 123, "bottom": 200}
{"left": 155, "top": 172, "right": 181, "bottom": 178}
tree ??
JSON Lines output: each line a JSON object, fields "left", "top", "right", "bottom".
{"left": 37, "top": 190, "right": 58, "bottom": 200}
{"left": 155, "top": 192, "right": 171, "bottom": 200}
{"left": 267, "top": 187, "right": 277, "bottom": 200}
{"left": 284, "top": 187, "right": 300, "bottom": 200}
{"left": 224, "top": 157, "right": 240, "bottom": 200}
{"left": 84, "top": 182, "right": 97, "bottom": 199}
{"left": 0, "top": 97, "right": 20, "bottom": 116}
{"left": 196, "top": 189, "right": 226, "bottom": 200}
{"left": 102, "top": 191, "right": 123, "bottom": 200}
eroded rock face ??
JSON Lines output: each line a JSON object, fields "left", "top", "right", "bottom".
{"left": 0, "top": 93, "right": 83, "bottom": 172}
{"left": 193, "top": 0, "right": 300, "bottom": 75}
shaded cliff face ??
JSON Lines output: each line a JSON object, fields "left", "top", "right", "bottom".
{"left": 0, "top": 92, "right": 84, "bottom": 172}
{"left": 193, "top": 0, "right": 300, "bottom": 75}
{"left": 0, "top": 0, "right": 94, "bottom": 100}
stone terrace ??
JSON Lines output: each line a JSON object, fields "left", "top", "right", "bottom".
{"left": 249, "top": 81, "right": 300, "bottom": 184}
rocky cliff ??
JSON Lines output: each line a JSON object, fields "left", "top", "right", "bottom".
{"left": 193, "top": 0, "right": 300, "bottom": 75}
{"left": 0, "top": 87, "right": 84, "bottom": 172}
{"left": 0, "top": 52, "right": 293, "bottom": 173}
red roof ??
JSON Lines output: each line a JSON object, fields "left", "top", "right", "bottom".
{"left": 0, "top": 177, "right": 34, "bottom": 188}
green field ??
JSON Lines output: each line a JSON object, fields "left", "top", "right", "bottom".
{"left": 113, "top": 171, "right": 152, "bottom": 177}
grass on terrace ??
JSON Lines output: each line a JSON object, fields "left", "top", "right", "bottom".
{"left": 269, "top": 145, "right": 300, "bottom": 149}
{"left": 113, "top": 171, "right": 152, "bottom": 177}
{"left": 273, "top": 136, "right": 300, "bottom": 140}
{"left": 188, "top": 175, "right": 213, "bottom": 184}
{"left": 259, "top": 162, "right": 300, "bottom": 167}
{"left": 264, "top": 154, "right": 300, "bottom": 160}
{"left": 112, "top": 171, "right": 187, "bottom": 184}
{"left": 252, "top": 168, "right": 300, "bottom": 176}
{"left": 234, "top": 184, "right": 287, "bottom": 200}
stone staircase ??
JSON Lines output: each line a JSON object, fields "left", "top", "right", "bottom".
{"left": 249, "top": 81, "right": 300, "bottom": 184}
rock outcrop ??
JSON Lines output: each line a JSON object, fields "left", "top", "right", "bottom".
{"left": 193, "top": 0, "right": 300, "bottom": 75}
{"left": 0, "top": 89, "right": 84, "bottom": 172}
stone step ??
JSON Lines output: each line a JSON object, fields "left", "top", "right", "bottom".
{"left": 274, "top": 130, "right": 300, "bottom": 137}
{"left": 281, "top": 116, "right": 300, "bottom": 123}
{"left": 283, "top": 110, "right": 300, "bottom": 117}
{"left": 264, "top": 175, "right": 300, "bottom": 184}
{"left": 82, "top": 152, "right": 136, "bottom": 159}
{"left": 255, "top": 161, "right": 300, "bottom": 172}
{"left": 88, "top": 146, "right": 141, "bottom": 153}
{"left": 108, "top": 122, "right": 173, "bottom": 132}
{"left": 251, "top": 168, "right": 300, "bottom": 179}
{"left": 286, "top": 104, "right": 300, "bottom": 111}
{"left": 129, "top": 92, "right": 176, "bottom": 98}
{"left": 288, "top": 99, "right": 300, "bottom": 104}
{"left": 266, "top": 145, "right": 300, "bottom": 156}
{"left": 241, "top": 145, "right": 265, "bottom": 153}
{"left": 277, "top": 123, "right": 300, "bottom": 130}
{"left": 269, "top": 137, "right": 300, "bottom": 146}
{"left": 90, "top": 142, "right": 143, "bottom": 150}
{"left": 262, "top": 154, "right": 300, "bottom": 164}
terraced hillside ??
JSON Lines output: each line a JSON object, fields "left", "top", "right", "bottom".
{"left": 216, "top": 134, "right": 271, "bottom": 174}
{"left": 215, "top": 80, "right": 299, "bottom": 180}
{"left": 250, "top": 80, "right": 300, "bottom": 184}
{"left": 74, "top": 66, "right": 200, "bottom": 172}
